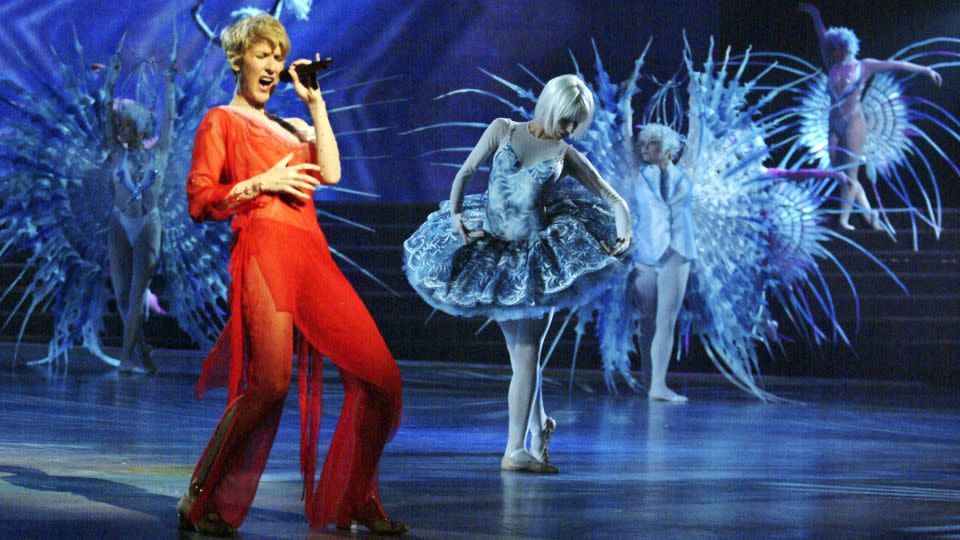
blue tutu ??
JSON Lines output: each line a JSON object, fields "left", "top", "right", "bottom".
{"left": 403, "top": 140, "right": 623, "bottom": 321}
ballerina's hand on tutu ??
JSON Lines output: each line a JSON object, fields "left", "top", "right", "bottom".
{"left": 599, "top": 236, "right": 630, "bottom": 256}
{"left": 926, "top": 67, "right": 943, "bottom": 87}
{"left": 253, "top": 152, "right": 322, "bottom": 198}
{"left": 451, "top": 212, "right": 487, "bottom": 244}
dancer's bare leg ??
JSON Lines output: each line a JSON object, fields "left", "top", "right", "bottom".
{"left": 835, "top": 116, "right": 880, "bottom": 230}
{"left": 647, "top": 252, "right": 690, "bottom": 402}
{"left": 107, "top": 215, "right": 140, "bottom": 372}
{"left": 832, "top": 131, "right": 855, "bottom": 230}
{"left": 120, "top": 216, "right": 161, "bottom": 373}
{"left": 845, "top": 115, "right": 881, "bottom": 230}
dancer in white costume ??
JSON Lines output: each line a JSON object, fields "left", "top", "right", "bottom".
{"left": 621, "top": 123, "right": 696, "bottom": 402}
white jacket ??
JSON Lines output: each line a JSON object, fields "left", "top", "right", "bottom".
{"left": 631, "top": 162, "right": 697, "bottom": 266}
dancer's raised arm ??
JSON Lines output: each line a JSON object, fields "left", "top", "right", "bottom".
{"left": 799, "top": 2, "right": 829, "bottom": 67}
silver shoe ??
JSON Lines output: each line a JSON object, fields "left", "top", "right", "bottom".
{"left": 534, "top": 417, "right": 556, "bottom": 464}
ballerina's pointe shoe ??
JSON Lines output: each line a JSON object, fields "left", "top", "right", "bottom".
{"left": 501, "top": 449, "right": 559, "bottom": 474}
{"left": 118, "top": 361, "right": 150, "bottom": 375}
{"left": 532, "top": 417, "right": 556, "bottom": 464}
{"left": 336, "top": 497, "right": 409, "bottom": 535}
{"left": 119, "top": 343, "right": 157, "bottom": 376}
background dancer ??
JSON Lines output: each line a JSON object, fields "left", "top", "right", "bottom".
{"left": 622, "top": 123, "right": 697, "bottom": 402}
{"left": 105, "top": 60, "right": 176, "bottom": 373}
{"left": 799, "top": 2, "right": 942, "bottom": 230}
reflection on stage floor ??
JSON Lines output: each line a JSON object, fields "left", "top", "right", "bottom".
{"left": 1, "top": 347, "right": 959, "bottom": 539}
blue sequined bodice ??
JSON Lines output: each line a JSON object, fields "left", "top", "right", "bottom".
{"left": 486, "top": 140, "right": 563, "bottom": 241}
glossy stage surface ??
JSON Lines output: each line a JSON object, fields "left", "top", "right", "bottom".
{"left": 1, "top": 346, "right": 959, "bottom": 539}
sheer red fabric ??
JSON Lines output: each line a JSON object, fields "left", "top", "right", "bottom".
{"left": 184, "top": 106, "right": 402, "bottom": 528}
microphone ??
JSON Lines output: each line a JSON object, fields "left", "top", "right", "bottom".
{"left": 279, "top": 57, "right": 334, "bottom": 89}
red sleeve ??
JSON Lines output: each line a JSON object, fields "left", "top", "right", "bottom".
{"left": 186, "top": 108, "right": 242, "bottom": 222}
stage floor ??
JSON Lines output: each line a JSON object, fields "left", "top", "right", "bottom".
{"left": 1, "top": 348, "right": 959, "bottom": 538}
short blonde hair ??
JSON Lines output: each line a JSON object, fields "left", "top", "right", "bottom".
{"left": 533, "top": 75, "right": 594, "bottom": 140}
{"left": 220, "top": 14, "right": 290, "bottom": 70}
{"left": 638, "top": 123, "right": 682, "bottom": 161}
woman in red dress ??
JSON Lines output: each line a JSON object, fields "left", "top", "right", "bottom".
{"left": 176, "top": 14, "right": 406, "bottom": 536}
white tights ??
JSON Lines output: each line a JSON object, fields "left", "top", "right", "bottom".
{"left": 498, "top": 310, "right": 554, "bottom": 455}
{"left": 634, "top": 250, "right": 690, "bottom": 395}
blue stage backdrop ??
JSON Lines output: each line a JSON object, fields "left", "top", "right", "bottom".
{"left": 2, "top": 1, "right": 956, "bottom": 204}
{"left": 0, "top": 0, "right": 717, "bottom": 202}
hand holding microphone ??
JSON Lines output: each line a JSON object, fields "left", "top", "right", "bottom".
{"left": 281, "top": 56, "right": 333, "bottom": 90}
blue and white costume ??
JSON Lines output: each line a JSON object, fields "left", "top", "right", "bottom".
{"left": 404, "top": 118, "right": 628, "bottom": 321}
{"left": 403, "top": 42, "right": 903, "bottom": 400}
{"left": 0, "top": 38, "right": 235, "bottom": 367}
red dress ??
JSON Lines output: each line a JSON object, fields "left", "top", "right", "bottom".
{"left": 185, "top": 105, "right": 402, "bottom": 528}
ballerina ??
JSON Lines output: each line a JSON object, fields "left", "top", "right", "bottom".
{"left": 0, "top": 34, "right": 232, "bottom": 368}
{"left": 404, "top": 74, "right": 632, "bottom": 472}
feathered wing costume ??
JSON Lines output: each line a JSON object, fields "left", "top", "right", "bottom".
{"left": 0, "top": 36, "right": 233, "bottom": 366}
{"left": 575, "top": 40, "right": 906, "bottom": 399}
{"left": 780, "top": 38, "right": 960, "bottom": 244}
